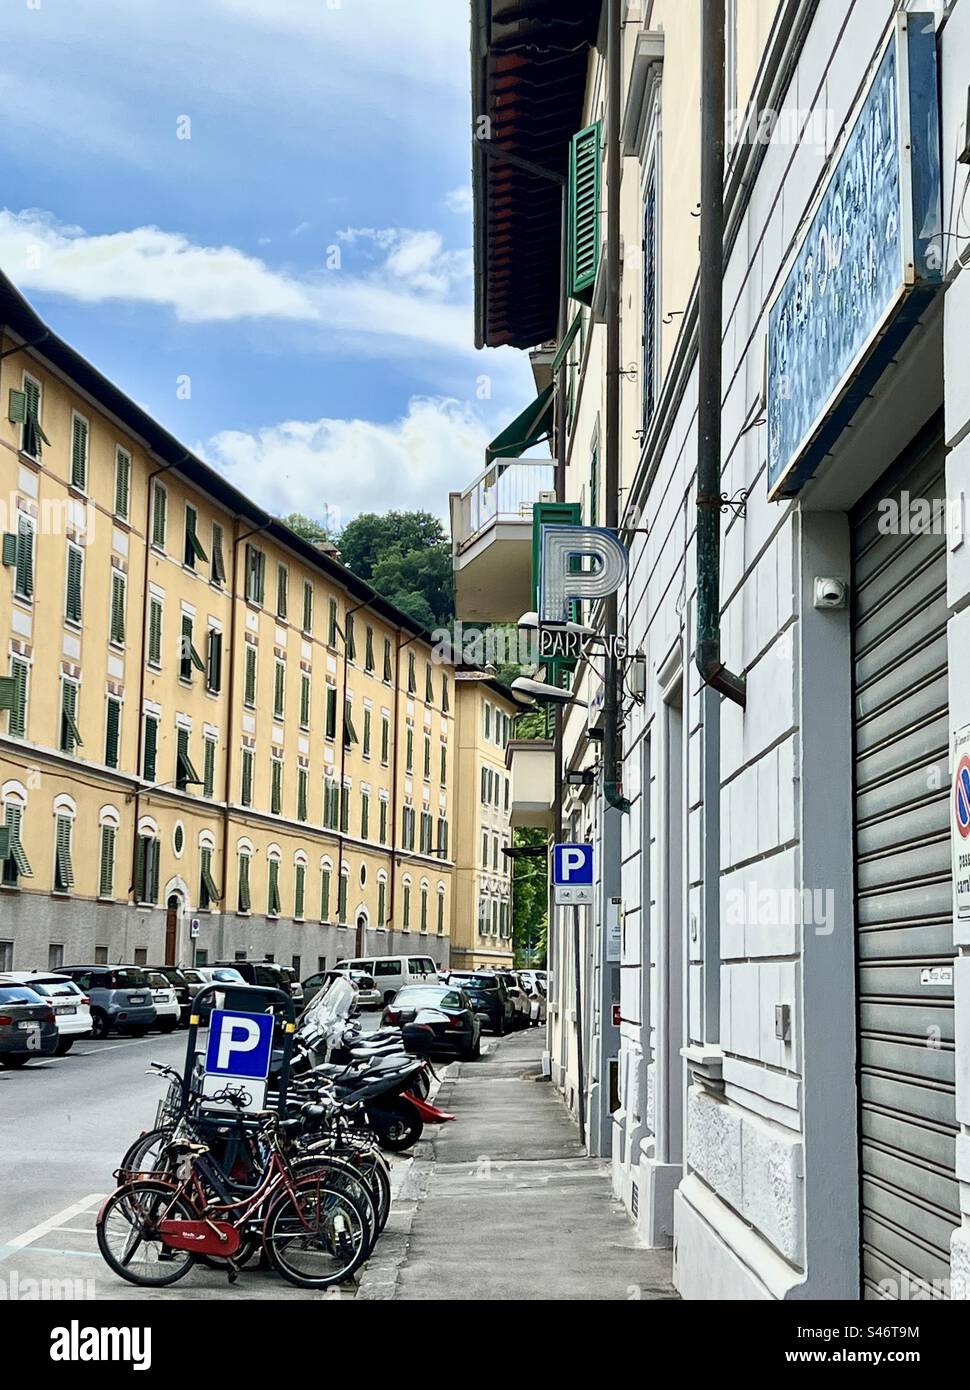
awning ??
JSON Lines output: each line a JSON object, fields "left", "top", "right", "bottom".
{"left": 486, "top": 384, "right": 555, "bottom": 464}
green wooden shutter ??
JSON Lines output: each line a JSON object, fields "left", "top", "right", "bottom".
{"left": 54, "top": 814, "right": 74, "bottom": 892}
{"left": 274, "top": 661, "right": 285, "bottom": 718}
{"left": 238, "top": 853, "right": 251, "bottom": 912}
{"left": 339, "top": 784, "right": 349, "bottom": 833}
{"left": 99, "top": 824, "right": 115, "bottom": 898}
{"left": 300, "top": 673, "right": 311, "bottom": 729}
{"left": 568, "top": 122, "right": 601, "bottom": 304}
{"left": 294, "top": 863, "right": 306, "bottom": 920}
{"left": 381, "top": 715, "right": 389, "bottom": 763}
{"left": 105, "top": 697, "right": 121, "bottom": 768}
{"left": 15, "top": 516, "right": 33, "bottom": 598}
{"left": 343, "top": 698, "right": 358, "bottom": 749}
{"left": 244, "top": 645, "right": 257, "bottom": 705}
{"left": 3, "top": 804, "right": 31, "bottom": 880}
{"left": 115, "top": 449, "right": 131, "bottom": 519}
{"left": 325, "top": 686, "right": 337, "bottom": 739}
{"left": 200, "top": 847, "right": 220, "bottom": 908}
{"left": 407, "top": 651, "right": 416, "bottom": 693}
{"left": 271, "top": 758, "right": 282, "bottom": 814}
{"left": 177, "top": 726, "right": 201, "bottom": 788}
{"left": 383, "top": 638, "right": 393, "bottom": 683}
{"left": 405, "top": 727, "right": 413, "bottom": 771}
{"left": 328, "top": 597, "right": 338, "bottom": 646}
{"left": 8, "top": 388, "right": 26, "bottom": 424}
{"left": 70, "top": 415, "right": 88, "bottom": 489}
{"left": 184, "top": 505, "right": 208, "bottom": 566}
{"left": 211, "top": 522, "right": 226, "bottom": 584}
{"left": 363, "top": 707, "right": 372, "bottom": 756}
{"left": 148, "top": 598, "right": 162, "bottom": 666}
{"left": 425, "top": 663, "right": 434, "bottom": 703}
{"left": 403, "top": 883, "right": 411, "bottom": 929}
{"left": 8, "top": 659, "right": 28, "bottom": 738}
{"left": 268, "top": 858, "right": 281, "bottom": 916}
{"left": 346, "top": 614, "right": 356, "bottom": 661}
{"left": 441, "top": 677, "right": 449, "bottom": 713}
{"left": 65, "top": 546, "right": 83, "bottom": 623}
{"left": 241, "top": 749, "right": 253, "bottom": 805}
{"left": 207, "top": 629, "right": 222, "bottom": 693}
{"left": 379, "top": 798, "right": 388, "bottom": 844}
{"left": 297, "top": 767, "right": 308, "bottom": 822}
{"left": 2, "top": 532, "right": 17, "bottom": 567}
{"left": 152, "top": 483, "right": 167, "bottom": 548}
{"left": 203, "top": 738, "right": 215, "bottom": 798}
{"left": 61, "top": 681, "right": 82, "bottom": 752}
{"left": 146, "top": 837, "right": 160, "bottom": 903}
{"left": 110, "top": 571, "right": 126, "bottom": 645}
{"left": 337, "top": 872, "right": 348, "bottom": 923}
{"left": 320, "top": 867, "right": 331, "bottom": 921}
{"left": 361, "top": 791, "right": 369, "bottom": 840}
{"left": 276, "top": 564, "right": 288, "bottom": 620}
{"left": 378, "top": 879, "right": 386, "bottom": 926}
{"left": 302, "top": 581, "right": 313, "bottom": 633}
{"left": 143, "top": 714, "right": 158, "bottom": 781}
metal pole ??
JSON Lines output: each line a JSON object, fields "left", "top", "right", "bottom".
{"left": 573, "top": 902, "right": 586, "bottom": 1147}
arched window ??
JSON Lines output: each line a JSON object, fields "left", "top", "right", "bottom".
{"left": 1, "top": 782, "right": 31, "bottom": 887}
{"left": 377, "top": 870, "right": 388, "bottom": 929}
{"left": 320, "top": 856, "right": 333, "bottom": 923}
{"left": 419, "top": 878, "right": 429, "bottom": 934}
{"left": 134, "top": 816, "right": 160, "bottom": 905}
{"left": 293, "top": 851, "right": 308, "bottom": 921}
{"left": 436, "top": 882, "right": 446, "bottom": 935}
{"left": 267, "top": 845, "right": 282, "bottom": 918}
{"left": 98, "top": 805, "right": 121, "bottom": 901}
{"left": 402, "top": 874, "right": 412, "bottom": 932}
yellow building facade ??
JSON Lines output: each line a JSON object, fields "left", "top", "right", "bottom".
{"left": 450, "top": 673, "right": 519, "bottom": 970}
{"left": 0, "top": 276, "right": 457, "bottom": 977}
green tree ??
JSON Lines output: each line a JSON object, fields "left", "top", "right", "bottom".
{"left": 368, "top": 540, "right": 454, "bottom": 630}
{"left": 513, "top": 826, "right": 548, "bottom": 968}
{"left": 279, "top": 512, "right": 336, "bottom": 546}
{"left": 338, "top": 511, "right": 446, "bottom": 582}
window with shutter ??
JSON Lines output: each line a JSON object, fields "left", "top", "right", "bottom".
{"left": 343, "top": 697, "right": 358, "bottom": 748}
{"left": 339, "top": 784, "right": 350, "bottom": 834}
{"left": 206, "top": 628, "right": 222, "bottom": 693}
{"left": 200, "top": 847, "right": 220, "bottom": 909}
{"left": 210, "top": 522, "right": 226, "bottom": 585}
{"left": 362, "top": 708, "right": 371, "bottom": 757}
{"left": 7, "top": 659, "right": 28, "bottom": 739}
{"left": 420, "top": 888, "right": 428, "bottom": 933}
{"left": 176, "top": 726, "right": 201, "bottom": 790}
{"left": 381, "top": 714, "right": 390, "bottom": 764}
{"left": 271, "top": 758, "right": 282, "bottom": 814}
{"left": 110, "top": 570, "right": 126, "bottom": 646}
{"left": 244, "top": 645, "right": 257, "bottom": 707}
{"left": 405, "top": 726, "right": 413, "bottom": 772}
{"left": 105, "top": 697, "right": 121, "bottom": 769}
{"left": 70, "top": 414, "right": 88, "bottom": 490}
{"left": 114, "top": 448, "right": 131, "bottom": 520}
{"left": 65, "top": 545, "right": 83, "bottom": 624}
{"left": 407, "top": 651, "right": 416, "bottom": 693}
{"left": 378, "top": 879, "right": 386, "bottom": 927}
{"left": 441, "top": 677, "right": 449, "bottom": 713}
{"left": 246, "top": 545, "right": 265, "bottom": 605}
{"left": 15, "top": 515, "right": 34, "bottom": 600}
{"left": 203, "top": 737, "right": 216, "bottom": 798}
{"left": 302, "top": 580, "right": 313, "bottom": 633}
{"left": 328, "top": 597, "right": 338, "bottom": 646}
{"left": 143, "top": 714, "right": 158, "bottom": 781}
{"left": 54, "top": 814, "right": 74, "bottom": 893}
{"left": 184, "top": 505, "right": 208, "bottom": 568}
{"left": 300, "top": 673, "right": 311, "bottom": 729}
{"left": 2, "top": 803, "right": 32, "bottom": 884}
{"left": 425, "top": 663, "right": 433, "bottom": 703}
{"left": 402, "top": 884, "right": 411, "bottom": 930}
{"left": 379, "top": 798, "right": 388, "bottom": 844}
{"left": 241, "top": 748, "right": 254, "bottom": 806}
{"left": 276, "top": 564, "right": 288, "bottom": 620}
{"left": 568, "top": 122, "right": 602, "bottom": 304}
{"left": 180, "top": 614, "right": 204, "bottom": 681}
{"left": 268, "top": 859, "right": 281, "bottom": 917}
{"left": 152, "top": 482, "right": 167, "bottom": 549}
{"left": 337, "top": 872, "right": 348, "bottom": 924}
{"left": 365, "top": 626, "right": 375, "bottom": 672}
{"left": 383, "top": 638, "right": 393, "bottom": 683}
{"left": 273, "top": 660, "right": 285, "bottom": 719}
{"left": 346, "top": 614, "right": 356, "bottom": 661}
{"left": 297, "top": 767, "right": 308, "bottom": 822}
{"left": 294, "top": 863, "right": 305, "bottom": 920}
{"left": 98, "top": 824, "right": 115, "bottom": 898}
{"left": 440, "top": 744, "right": 447, "bottom": 785}
{"left": 148, "top": 597, "right": 162, "bottom": 667}
{"left": 325, "top": 685, "right": 337, "bottom": 740}
{"left": 361, "top": 791, "right": 370, "bottom": 840}
{"left": 237, "top": 853, "right": 251, "bottom": 913}
{"left": 20, "top": 375, "right": 47, "bottom": 459}
{"left": 61, "top": 680, "right": 82, "bottom": 753}
{"left": 423, "top": 734, "right": 431, "bottom": 780}
{"left": 320, "top": 867, "right": 331, "bottom": 921}
{"left": 437, "top": 891, "right": 445, "bottom": 935}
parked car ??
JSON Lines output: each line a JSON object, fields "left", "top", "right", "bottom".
{"left": 522, "top": 976, "right": 547, "bottom": 1027}
{"left": 213, "top": 960, "right": 303, "bottom": 1009}
{"left": 149, "top": 966, "right": 198, "bottom": 1026}
{"left": 383, "top": 984, "right": 481, "bottom": 1060}
{"left": 335, "top": 953, "right": 438, "bottom": 1005}
{"left": 336, "top": 969, "right": 382, "bottom": 1010}
{"left": 191, "top": 966, "right": 247, "bottom": 1022}
{"left": 144, "top": 971, "right": 181, "bottom": 1033}
{"left": 447, "top": 971, "right": 514, "bottom": 1035}
{"left": 0, "top": 972, "right": 93, "bottom": 1054}
{"left": 489, "top": 970, "right": 532, "bottom": 1029}
{"left": 59, "top": 967, "right": 157, "bottom": 1040}
{"left": 0, "top": 985, "right": 59, "bottom": 1067}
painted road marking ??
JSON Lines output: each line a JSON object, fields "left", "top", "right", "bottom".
{"left": 0, "top": 1193, "right": 106, "bottom": 1263}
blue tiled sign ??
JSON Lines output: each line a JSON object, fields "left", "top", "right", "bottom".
{"left": 766, "top": 13, "right": 942, "bottom": 499}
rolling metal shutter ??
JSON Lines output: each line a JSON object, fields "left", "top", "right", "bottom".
{"left": 852, "top": 423, "right": 956, "bottom": 1299}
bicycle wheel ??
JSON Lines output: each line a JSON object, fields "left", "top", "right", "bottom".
{"left": 263, "top": 1175, "right": 369, "bottom": 1288}
{"left": 97, "top": 1180, "right": 195, "bottom": 1287}
{"left": 120, "top": 1127, "right": 174, "bottom": 1177}
{"left": 330, "top": 1141, "right": 392, "bottom": 1233}
{"left": 292, "top": 1153, "right": 378, "bottom": 1253}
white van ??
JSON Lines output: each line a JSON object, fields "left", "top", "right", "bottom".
{"left": 334, "top": 953, "right": 438, "bottom": 1004}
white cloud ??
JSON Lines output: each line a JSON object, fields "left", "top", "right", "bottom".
{"left": 445, "top": 186, "right": 474, "bottom": 215}
{"left": 202, "top": 396, "right": 490, "bottom": 524}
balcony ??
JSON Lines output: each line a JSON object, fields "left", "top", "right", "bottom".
{"left": 506, "top": 738, "right": 555, "bottom": 831}
{"left": 450, "top": 461, "right": 555, "bottom": 623}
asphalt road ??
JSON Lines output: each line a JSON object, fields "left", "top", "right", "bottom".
{"left": 0, "top": 1008, "right": 388, "bottom": 1301}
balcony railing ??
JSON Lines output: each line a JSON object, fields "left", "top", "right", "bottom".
{"left": 451, "top": 460, "right": 556, "bottom": 555}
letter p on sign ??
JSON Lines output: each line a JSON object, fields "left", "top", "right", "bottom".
{"left": 216, "top": 1017, "right": 261, "bottom": 1071}
{"left": 553, "top": 842, "right": 594, "bottom": 905}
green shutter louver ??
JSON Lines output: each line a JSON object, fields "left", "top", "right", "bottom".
{"left": 2, "top": 532, "right": 17, "bottom": 567}
{"left": 345, "top": 614, "right": 356, "bottom": 661}
{"left": 65, "top": 546, "right": 83, "bottom": 623}
{"left": 361, "top": 791, "right": 369, "bottom": 840}
{"left": 152, "top": 483, "right": 167, "bottom": 549}
{"left": 237, "top": 853, "right": 251, "bottom": 912}
{"left": 54, "top": 814, "right": 74, "bottom": 892}
{"left": 328, "top": 597, "right": 338, "bottom": 646}
{"left": 407, "top": 651, "right": 416, "bottom": 694}
{"left": 19, "top": 378, "right": 48, "bottom": 458}
{"left": 268, "top": 858, "right": 281, "bottom": 916}
{"left": 180, "top": 615, "right": 204, "bottom": 679}
{"left": 200, "top": 847, "right": 220, "bottom": 908}
{"left": 339, "top": 784, "right": 349, "bottom": 833}
{"left": 241, "top": 749, "right": 253, "bottom": 805}
{"left": 325, "top": 686, "right": 337, "bottom": 740}
{"left": 143, "top": 714, "right": 158, "bottom": 781}
{"left": 271, "top": 758, "right": 282, "bottom": 814}
{"left": 105, "top": 696, "right": 121, "bottom": 768}
{"left": 276, "top": 564, "right": 288, "bottom": 620}
{"left": 6, "top": 660, "right": 28, "bottom": 738}
{"left": 343, "top": 697, "right": 358, "bottom": 748}
{"left": 297, "top": 767, "right": 308, "bottom": 822}
{"left": 402, "top": 884, "right": 411, "bottom": 930}
{"left": 203, "top": 738, "right": 216, "bottom": 798}
{"left": 99, "top": 823, "right": 115, "bottom": 898}
{"left": 362, "top": 707, "right": 372, "bottom": 756}
{"left": 274, "top": 661, "right": 285, "bottom": 719}
{"left": 3, "top": 805, "right": 32, "bottom": 879}
{"left": 383, "top": 639, "right": 393, "bottom": 683}
{"left": 246, "top": 545, "right": 265, "bottom": 604}
{"left": 8, "top": 388, "right": 26, "bottom": 424}
{"left": 115, "top": 448, "right": 131, "bottom": 519}
{"left": 300, "top": 673, "right": 311, "bottom": 729}
{"left": 320, "top": 867, "right": 331, "bottom": 921}
{"left": 425, "top": 664, "right": 434, "bottom": 704}
{"left": 184, "top": 505, "right": 208, "bottom": 567}
{"left": 61, "top": 681, "right": 82, "bottom": 752}
{"left": 206, "top": 628, "right": 222, "bottom": 693}
{"left": 176, "top": 727, "right": 201, "bottom": 789}
{"left": 568, "top": 121, "right": 601, "bottom": 305}
{"left": 211, "top": 522, "right": 226, "bottom": 584}
{"left": 377, "top": 879, "right": 386, "bottom": 927}
{"left": 244, "top": 645, "right": 257, "bottom": 706}
{"left": 294, "top": 863, "right": 305, "bottom": 920}
{"left": 302, "top": 580, "right": 313, "bottom": 633}
{"left": 337, "top": 872, "right": 348, "bottom": 924}
{"left": 441, "top": 677, "right": 449, "bottom": 713}
{"left": 110, "top": 571, "right": 126, "bottom": 645}
{"left": 70, "top": 415, "right": 88, "bottom": 490}
{"left": 381, "top": 715, "right": 390, "bottom": 764}
{"left": 15, "top": 516, "right": 33, "bottom": 599}
{"left": 405, "top": 726, "right": 413, "bottom": 771}
{"left": 148, "top": 598, "right": 162, "bottom": 666}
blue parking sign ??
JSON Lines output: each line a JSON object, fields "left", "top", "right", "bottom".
{"left": 204, "top": 1009, "right": 274, "bottom": 1081}
{"left": 553, "top": 843, "right": 594, "bottom": 904}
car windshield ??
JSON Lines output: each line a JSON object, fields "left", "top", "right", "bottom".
{"left": 182, "top": 971, "right": 203, "bottom": 983}
{"left": 27, "top": 980, "right": 81, "bottom": 999}
{"left": 147, "top": 973, "right": 169, "bottom": 988}
{"left": 0, "top": 987, "right": 42, "bottom": 1005}
{"left": 109, "top": 970, "right": 147, "bottom": 989}
{"left": 455, "top": 976, "right": 497, "bottom": 992}
{"left": 395, "top": 987, "right": 462, "bottom": 1008}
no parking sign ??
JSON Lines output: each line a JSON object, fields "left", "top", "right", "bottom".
{"left": 953, "top": 726, "right": 970, "bottom": 920}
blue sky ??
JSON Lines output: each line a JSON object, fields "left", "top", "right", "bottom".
{"left": 0, "top": 0, "right": 533, "bottom": 526}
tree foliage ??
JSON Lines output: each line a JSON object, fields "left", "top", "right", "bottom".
{"left": 513, "top": 826, "right": 548, "bottom": 968}
{"left": 279, "top": 512, "right": 336, "bottom": 546}
{"left": 335, "top": 510, "right": 454, "bottom": 630}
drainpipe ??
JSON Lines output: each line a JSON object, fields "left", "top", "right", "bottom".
{"left": 603, "top": 0, "right": 631, "bottom": 813}
{"left": 386, "top": 629, "right": 422, "bottom": 941}
{"left": 334, "top": 598, "right": 369, "bottom": 956}
{"left": 695, "top": 0, "right": 746, "bottom": 709}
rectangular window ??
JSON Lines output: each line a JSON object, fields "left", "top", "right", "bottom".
{"left": 420, "top": 888, "right": 428, "bottom": 933}
{"left": 199, "top": 846, "right": 219, "bottom": 910}
{"left": 104, "top": 696, "right": 122, "bottom": 769}
{"left": 176, "top": 726, "right": 201, "bottom": 791}
{"left": 320, "top": 866, "right": 331, "bottom": 922}
{"left": 240, "top": 747, "right": 254, "bottom": 806}
{"left": 484, "top": 703, "right": 491, "bottom": 740}
{"left": 361, "top": 790, "right": 370, "bottom": 840}
{"left": 328, "top": 597, "right": 338, "bottom": 646}
{"left": 441, "top": 676, "right": 449, "bottom": 714}
{"left": 244, "top": 645, "right": 257, "bottom": 707}
{"left": 114, "top": 448, "right": 131, "bottom": 520}
{"left": 53, "top": 814, "right": 74, "bottom": 894}
{"left": 440, "top": 743, "right": 447, "bottom": 785}
{"left": 109, "top": 570, "right": 126, "bottom": 646}
{"left": 437, "top": 891, "right": 444, "bottom": 935}
{"left": 180, "top": 614, "right": 204, "bottom": 682}
{"left": 206, "top": 627, "right": 223, "bottom": 694}
{"left": 437, "top": 817, "right": 449, "bottom": 859}
{"left": 7, "top": 658, "right": 28, "bottom": 739}
{"left": 245, "top": 544, "right": 265, "bottom": 605}
{"left": 273, "top": 659, "right": 285, "bottom": 719}
{"left": 339, "top": 783, "right": 350, "bottom": 834}
{"left": 365, "top": 626, "right": 375, "bottom": 672}
{"left": 425, "top": 663, "right": 434, "bottom": 704}
{"left": 337, "top": 872, "right": 348, "bottom": 924}
{"left": 377, "top": 879, "right": 387, "bottom": 928}
{"left": 271, "top": 758, "right": 283, "bottom": 815}
{"left": 148, "top": 596, "right": 163, "bottom": 667}
{"left": 19, "top": 373, "right": 46, "bottom": 459}
{"left": 380, "top": 713, "right": 390, "bottom": 764}
{"left": 345, "top": 613, "right": 356, "bottom": 661}
{"left": 276, "top": 563, "right": 288, "bottom": 621}
{"left": 297, "top": 767, "right": 308, "bottom": 822}
{"left": 60, "top": 679, "right": 82, "bottom": 754}
{"left": 15, "top": 514, "right": 34, "bottom": 600}
{"left": 237, "top": 853, "right": 251, "bottom": 913}
{"left": 407, "top": 651, "right": 416, "bottom": 694}
{"left": 203, "top": 737, "right": 216, "bottom": 799}
{"left": 70, "top": 412, "right": 89, "bottom": 491}
{"left": 323, "top": 779, "right": 338, "bottom": 830}
{"left": 302, "top": 580, "right": 313, "bottom": 633}
{"left": 405, "top": 726, "right": 413, "bottom": 773}
{"left": 98, "top": 824, "right": 115, "bottom": 899}
{"left": 423, "top": 734, "right": 431, "bottom": 780}
{"left": 143, "top": 713, "right": 159, "bottom": 781}
{"left": 65, "top": 543, "right": 83, "bottom": 624}
{"left": 294, "top": 862, "right": 306, "bottom": 920}
{"left": 1, "top": 803, "right": 31, "bottom": 886}
{"left": 151, "top": 481, "right": 167, "bottom": 550}
{"left": 343, "top": 697, "right": 358, "bottom": 749}
{"left": 325, "top": 684, "right": 337, "bottom": 740}
{"left": 299, "top": 672, "right": 311, "bottom": 729}
{"left": 362, "top": 707, "right": 372, "bottom": 758}
{"left": 383, "top": 637, "right": 393, "bottom": 683}
{"left": 184, "top": 504, "right": 208, "bottom": 569}
{"left": 211, "top": 522, "right": 226, "bottom": 586}
{"left": 379, "top": 798, "right": 388, "bottom": 845}
{"left": 403, "top": 884, "right": 411, "bottom": 931}
{"left": 267, "top": 859, "right": 281, "bottom": 917}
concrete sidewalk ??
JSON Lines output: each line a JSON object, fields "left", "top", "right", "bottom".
{"left": 358, "top": 1029, "right": 676, "bottom": 1301}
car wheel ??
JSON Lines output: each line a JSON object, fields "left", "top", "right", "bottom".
{"left": 90, "top": 1010, "right": 110, "bottom": 1040}
{"left": 0, "top": 1055, "right": 31, "bottom": 1068}
{"left": 55, "top": 1038, "right": 74, "bottom": 1055}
